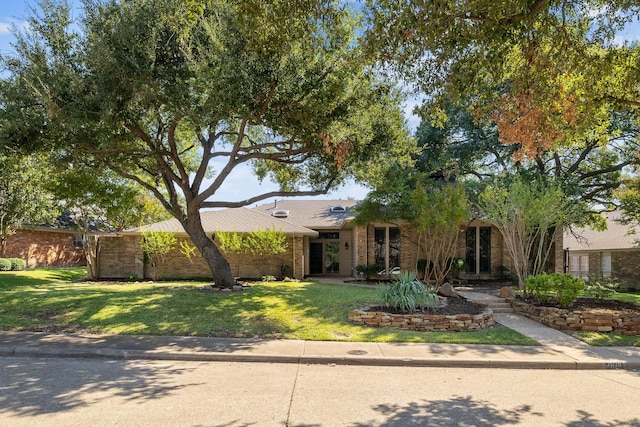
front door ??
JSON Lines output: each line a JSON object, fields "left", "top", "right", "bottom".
{"left": 309, "top": 242, "right": 323, "bottom": 275}
{"left": 309, "top": 240, "right": 341, "bottom": 275}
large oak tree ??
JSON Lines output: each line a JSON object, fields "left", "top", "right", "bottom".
{"left": 1, "top": 0, "right": 410, "bottom": 287}
{"left": 366, "top": 0, "right": 640, "bottom": 155}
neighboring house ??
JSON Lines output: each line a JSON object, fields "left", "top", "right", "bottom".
{"left": 96, "top": 199, "right": 564, "bottom": 281}
{"left": 3, "top": 226, "right": 87, "bottom": 268}
{"left": 563, "top": 211, "right": 640, "bottom": 289}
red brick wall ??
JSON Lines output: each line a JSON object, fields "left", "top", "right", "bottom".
{"left": 3, "top": 229, "right": 86, "bottom": 268}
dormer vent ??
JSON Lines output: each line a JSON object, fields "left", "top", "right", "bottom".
{"left": 272, "top": 209, "right": 290, "bottom": 218}
{"left": 330, "top": 205, "right": 347, "bottom": 213}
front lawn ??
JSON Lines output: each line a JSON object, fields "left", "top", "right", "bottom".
{"left": 0, "top": 268, "right": 536, "bottom": 345}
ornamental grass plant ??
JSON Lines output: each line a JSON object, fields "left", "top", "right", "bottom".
{"left": 377, "top": 271, "right": 440, "bottom": 313}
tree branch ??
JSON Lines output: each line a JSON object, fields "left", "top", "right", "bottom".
{"left": 201, "top": 180, "right": 336, "bottom": 209}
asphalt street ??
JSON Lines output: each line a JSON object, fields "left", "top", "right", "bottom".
{"left": 1, "top": 357, "right": 639, "bottom": 426}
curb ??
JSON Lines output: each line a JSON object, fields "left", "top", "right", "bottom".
{"left": 2, "top": 345, "right": 639, "bottom": 370}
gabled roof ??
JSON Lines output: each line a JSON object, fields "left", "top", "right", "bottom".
{"left": 564, "top": 211, "right": 640, "bottom": 251}
{"left": 251, "top": 199, "right": 360, "bottom": 229}
{"left": 125, "top": 207, "right": 317, "bottom": 236}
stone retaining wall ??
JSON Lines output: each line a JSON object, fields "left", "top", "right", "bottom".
{"left": 512, "top": 300, "right": 640, "bottom": 335}
{"left": 348, "top": 307, "right": 494, "bottom": 332}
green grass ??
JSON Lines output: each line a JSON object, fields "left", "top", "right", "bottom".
{"left": 608, "top": 290, "right": 640, "bottom": 305}
{"left": 0, "top": 268, "right": 538, "bottom": 344}
{"left": 570, "top": 331, "right": 640, "bottom": 347}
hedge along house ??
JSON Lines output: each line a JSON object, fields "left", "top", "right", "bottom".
{"left": 95, "top": 199, "right": 564, "bottom": 281}
{"left": 563, "top": 211, "right": 640, "bottom": 289}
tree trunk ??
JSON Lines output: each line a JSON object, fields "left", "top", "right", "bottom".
{"left": 85, "top": 235, "right": 100, "bottom": 280}
{"left": 182, "top": 209, "right": 235, "bottom": 289}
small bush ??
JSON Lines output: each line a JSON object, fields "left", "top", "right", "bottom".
{"left": 377, "top": 271, "right": 440, "bottom": 313}
{"left": 8, "top": 258, "right": 26, "bottom": 271}
{"left": 355, "top": 264, "right": 378, "bottom": 280}
{"left": 585, "top": 275, "right": 622, "bottom": 301}
{"left": 525, "top": 273, "right": 553, "bottom": 304}
{"left": 262, "top": 275, "right": 277, "bottom": 282}
{"left": 525, "top": 273, "right": 585, "bottom": 308}
{"left": 0, "top": 259, "right": 12, "bottom": 271}
{"left": 554, "top": 274, "right": 585, "bottom": 308}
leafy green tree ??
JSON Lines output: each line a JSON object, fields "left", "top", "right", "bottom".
{"left": 140, "top": 231, "right": 177, "bottom": 281}
{"left": 615, "top": 175, "right": 640, "bottom": 241}
{"left": 366, "top": 0, "right": 640, "bottom": 155}
{"left": 355, "top": 170, "right": 469, "bottom": 288}
{"left": 410, "top": 182, "right": 469, "bottom": 287}
{"left": 1, "top": 0, "right": 409, "bottom": 288}
{"left": 49, "top": 166, "right": 171, "bottom": 279}
{"left": 478, "top": 176, "right": 581, "bottom": 289}
{"left": 0, "top": 152, "right": 58, "bottom": 256}
{"left": 415, "top": 104, "right": 639, "bottom": 209}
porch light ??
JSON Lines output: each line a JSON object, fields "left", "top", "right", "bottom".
{"left": 211, "top": 232, "right": 216, "bottom": 241}
{"left": 345, "top": 242, "right": 349, "bottom": 250}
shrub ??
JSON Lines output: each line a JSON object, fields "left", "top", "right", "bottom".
{"left": 525, "top": 273, "right": 553, "bottom": 304}
{"left": 553, "top": 274, "right": 585, "bottom": 308}
{"left": 8, "top": 258, "right": 26, "bottom": 271}
{"left": 525, "top": 273, "right": 585, "bottom": 308}
{"left": 355, "top": 264, "right": 378, "bottom": 280}
{"left": 585, "top": 275, "right": 622, "bottom": 301}
{"left": 377, "top": 271, "right": 440, "bottom": 313}
{"left": 0, "top": 259, "right": 12, "bottom": 271}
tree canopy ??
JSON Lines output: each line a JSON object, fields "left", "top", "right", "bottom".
{"left": 366, "top": 0, "right": 640, "bottom": 156}
{"left": 0, "top": 152, "right": 57, "bottom": 256}
{"left": 0, "top": 0, "right": 411, "bottom": 287}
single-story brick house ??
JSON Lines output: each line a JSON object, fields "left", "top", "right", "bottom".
{"left": 2, "top": 226, "right": 87, "bottom": 268}
{"left": 96, "top": 199, "right": 563, "bottom": 281}
{"left": 563, "top": 211, "right": 640, "bottom": 289}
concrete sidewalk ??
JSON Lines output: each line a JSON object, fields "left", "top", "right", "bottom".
{"left": 1, "top": 290, "right": 639, "bottom": 370}
{"left": 1, "top": 323, "right": 639, "bottom": 370}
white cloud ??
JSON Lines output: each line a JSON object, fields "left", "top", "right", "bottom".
{"left": 0, "top": 22, "right": 11, "bottom": 34}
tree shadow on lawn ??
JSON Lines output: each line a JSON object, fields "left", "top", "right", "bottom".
{"left": 1, "top": 279, "right": 536, "bottom": 344}
{"left": 0, "top": 268, "right": 86, "bottom": 288}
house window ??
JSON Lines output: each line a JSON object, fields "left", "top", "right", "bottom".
{"left": 375, "top": 226, "right": 400, "bottom": 275}
{"left": 73, "top": 233, "right": 87, "bottom": 248}
{"left": 569, "top": 254, "right": 589, "bottom": 278}
{"left": 325, "top": 242, "right": 340, "bottom": 273}
{"left": 318, "top": 232, "right": 340, "bottom": 239}
{"left": 601, "top": 252, "right": 611, "bottom": 278}
{"left": 466, "top": 227, "right": 491, "bottom": 274}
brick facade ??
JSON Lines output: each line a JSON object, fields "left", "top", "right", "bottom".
{"left": 3, "top": 229, "right": 86, "bottom": 268}
{"left": 612, "top": 250, "right": 640, "bottom": 289}
{"left": 96, "top": 220, "right": 564, "bottom": 282}
{"left": 97, "top": 234, "right": 305, "bottom": 280}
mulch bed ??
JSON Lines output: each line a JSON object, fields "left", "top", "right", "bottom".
{"left": 519, "top": 296, "right": 640, "bottom": 315}
{"left": 368, "top": 297, "right": 486, "bottom": 316}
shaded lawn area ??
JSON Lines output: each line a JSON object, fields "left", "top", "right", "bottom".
{"left": 0, "top": 268, "right": 539, "bottom": 344}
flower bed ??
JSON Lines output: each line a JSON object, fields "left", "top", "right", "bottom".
{"left": 512, "top": 298, "right": 640, "bottom": 335}
{"left": 348, "top": 303, "right": 494, "bottom": 332}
